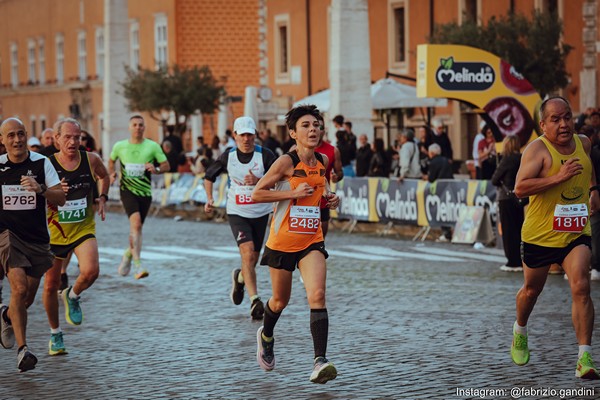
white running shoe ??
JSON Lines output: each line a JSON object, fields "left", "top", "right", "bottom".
{"left": 118, "top": 252, "right": 132, "bottom": 276}
{"left": 0, "top": 305, "right": 14, "bottom": 349}
{"left": 500, "top": 265, "right": 523, "bottom": 272}
{"left": 591, "top": 269, "right": 600, "bottom": 281}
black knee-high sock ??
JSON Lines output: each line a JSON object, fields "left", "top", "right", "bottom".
{"left": 263, "top": 300, "right": 281, "bottom": 338}
{"left": 310, "top": 308, "right": 328, "bottom": 359}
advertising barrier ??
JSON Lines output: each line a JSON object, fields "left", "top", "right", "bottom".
{"left": 108, "top": 174, "right": 497, "bottom": 228}
{"left": 330, "top": 177, "right": 496, "bottom": 227}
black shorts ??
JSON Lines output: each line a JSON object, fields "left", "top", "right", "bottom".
{"left": 0, "top": 230, "right": 54, "bottom": 279}
{"left": 260, "top": 241, "right": 328, "bottom": 272}
{"left": 228, "top": 214, "right": 269, "bottom": 252}
{"left": 320, "top": 207, "right": 330, "bottom": 222}
{"left": 521, "top": 235, "right": 592, "bottom": 269}
{"left": 51, "top": 233, "right": 96, "bottom": 259}
{"left": 120, "top": 190, "right": 152, "bottom": 223}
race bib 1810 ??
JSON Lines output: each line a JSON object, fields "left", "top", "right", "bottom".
{"left": 553, "top": 203, "right": 588, "bottom": 233}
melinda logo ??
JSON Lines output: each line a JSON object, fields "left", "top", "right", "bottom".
{"left": 435, "top": 57, "right": 495, "bottom": 91}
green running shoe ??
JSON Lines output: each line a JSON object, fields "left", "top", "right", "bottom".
{"left": 511, "top": 331, "right": 529, "bottom": 366}
{"left": 576, "top": 352, "right": 600, "bottom": 379}
{"left": 49, "top": 332, "right": 68, "bottom": 356}
{"left": 62, "top": 287, "right": 83, "bottom": 326}
{"left": 134, "top": 268, "right": 149, "bottom": 280}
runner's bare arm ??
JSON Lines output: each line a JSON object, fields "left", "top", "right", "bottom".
{"left": 203, "top": 178, "right": 215, "bottom": 213}
{"left": 90, "top": 153, "right": 110, "bottom": 221}
{"left": 145, "top": 160, "right": 170, "bottom": 174}
{"left": 252, "top": 155, "right": 313, "bottom": 202}
{"left": 43, "top": 183, "right": 66, "bottom": 206}
{"left": 514, "top": 140, "right": 582, "bottom": 198}
{"left": 332, "top": 147, "right": 343, "bottom": 182}
{"left": 21, "top": 175, "right": 66, "bottom": 207}
{"left": 581, "top": 134, "right": 600, "bottom": 214}
{"left": 108, "top": 158, "right": 117, "bottom": 184}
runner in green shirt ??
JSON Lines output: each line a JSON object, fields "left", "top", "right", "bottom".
{"left": 108, "top": 115, "right": 169, "bottom": 279}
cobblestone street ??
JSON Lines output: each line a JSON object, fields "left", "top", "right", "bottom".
{"left": 0, "top": 212, "right": 599, "bottom": 399}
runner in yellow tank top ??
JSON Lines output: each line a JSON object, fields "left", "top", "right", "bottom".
{"left": 251, "top": 105, "right": 340, "bottom": 384}
{"left": 42, "top": 118, "right": 110, "bottom": 356}
{"left": 510, "top": 96, "right": 600, "bottom": 379}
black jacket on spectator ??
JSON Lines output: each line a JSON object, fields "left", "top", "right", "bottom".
{"left": 368, "top": 152, "right": 389, "bottom": 177}
{"left": 431, "top": 132, "right": 453, "bottom": 161}
{"left": 491, "top": 153, "right": 521, "bottom": 201}
{"left": 427, "top": 155, "right": 453, "bottom": 182}
{"left": 336, "top": 131, "right": 353, "bottom": 167}
{"left": 262, "top": 137, "right": 281, "bottom": 155}
{"left": 163, "top": 134, "right": 183, "bottom": 155}
{"left": 40, "top": 144, "right": 59, "bottom": 157}
{"left": 355, "top": 144, "right": 373, "bottom": 177}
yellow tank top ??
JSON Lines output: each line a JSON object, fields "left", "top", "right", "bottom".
{"left": 521, "top": 135, "right": 591, "bottom": 247}
{"left": 47, "top": 151, "right": 97, "bottom": 245}
{"left": 266, "top": 151, "right": 326, "bottom": 252}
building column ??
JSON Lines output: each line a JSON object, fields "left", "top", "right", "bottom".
{"left": 329, "top": 0, "right": 373, "bottom": 141}
{"left": 580, "top": 0, "right": 597, "bottom": 111}
{"left": 102, "top": 0, "right": 131, "bottom": 157}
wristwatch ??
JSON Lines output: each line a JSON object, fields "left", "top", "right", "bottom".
{"left": 100, "top": 193, "right": 109, "bottom": 202}
{"left": 590, "top": 185, "right": 600, "bottom": 194}
{"left": 39, "top": 184, "right": 47, "bottom": 195}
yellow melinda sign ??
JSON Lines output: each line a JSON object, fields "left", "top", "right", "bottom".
{"left": 417, "top": 44, "right": 542, "bottom": 146}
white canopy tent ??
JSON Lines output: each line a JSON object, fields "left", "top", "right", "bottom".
{"left": 293, "top": 78, "right": 447, "bottom": 111}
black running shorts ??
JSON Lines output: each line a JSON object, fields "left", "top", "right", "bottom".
{"left": 228, "top": 213, "right": 270, "bottom": 252}
{"left": 260, "top": 241, "right": 328, "bottom": 272}
{"left": 51, "top": 233, "right": 96, "bottom": 259}
{"left": 120, "top": 190, "right": 152, "bottom": 223}
{"left": 0, "top": 230, "right": 54, "bottom": 279}
{"left": 521, "top": 235, "right": 591, "bottom": 269}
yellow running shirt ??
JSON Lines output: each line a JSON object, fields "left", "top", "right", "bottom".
{"left": 47, "top": 151, "right": 97, "bottom": 245}
{"left": 521, "top": 135, "right": 591, "bottom": 247}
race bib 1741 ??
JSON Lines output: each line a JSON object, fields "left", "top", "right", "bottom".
{"left": 2, "top": 185, "right": 36, "bottom": 210}
{"left": 553, "top": 203, "right": 588, "bottom": 233}
{"left": 58, "top": 197, "right": 88, "bottom": 223}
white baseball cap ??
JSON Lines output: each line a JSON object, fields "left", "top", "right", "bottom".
{"left": 233, "top": 116, "right": 257, "bottom": 135}
{"left": 28, "top": 137, "right": 42, "bottom": 147}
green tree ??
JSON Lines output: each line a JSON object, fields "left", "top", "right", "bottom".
{"left": 429, "top": 11, "right": 572, "bottom": 96}
{"left": 120, "top": 64, "right": 226, "bottom": 133}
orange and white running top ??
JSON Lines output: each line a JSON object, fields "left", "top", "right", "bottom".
{"left": 265, "top": 151, "right": 327, "bottom": 252}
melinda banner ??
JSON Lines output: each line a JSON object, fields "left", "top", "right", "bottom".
{"left": 416, "top": 44, "right": 542, "bottom": 147}
{"left": 115, "top": 174, "right": 497, "bottom": 228}
{"left": 331, "top": 177, "right": 496, "bottom": 227}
